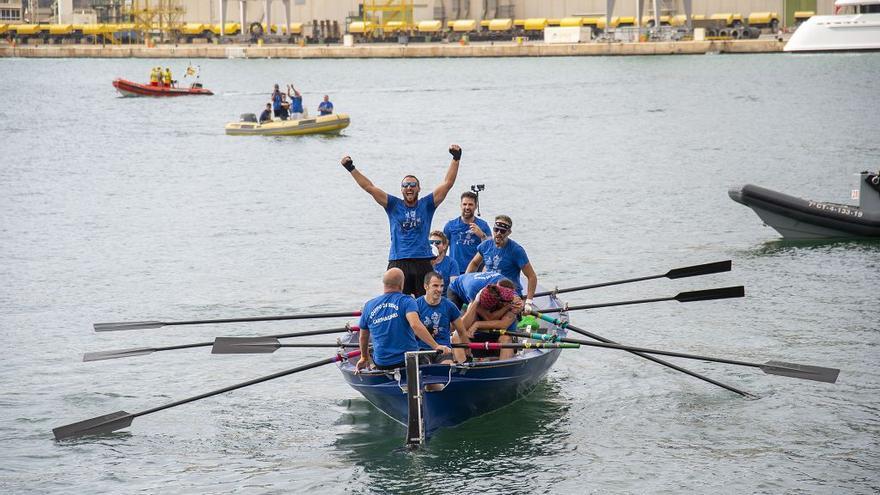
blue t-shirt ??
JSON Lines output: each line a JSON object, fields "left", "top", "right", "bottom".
{"left": 291, "top": 95, "right": 303, "bottom": 113}
{"left": 318, "top": 100, "right": 333, "bottom": 115}
{"left": 448, "top": 271, "right": 505, "bottom": 303}
{"left": 477, "top": 238, "right": 530, "bottom": 294}
{"left": 432, "top": 256, "right": 460, "bottom": 297}
{"left": 272, "top": 92, "right": 282, "bottom": 110}
{"left": 443, "top": 217, "right": 491, "bottom": 274}
{"left": 415, "top": 296, "right": 461, "bottom": 349}
{"left": 384, "top": 193, "right": 436, "bottom": 261}
{"left": 358, "top": 292, "right": 420, "bottom": 366}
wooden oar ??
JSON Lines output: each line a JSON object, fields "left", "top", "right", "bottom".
{"left": 535, "top": 260, "right": 732, "bottom": 298}
{"left": 537, "top": 286, "right": 744, "bottom": 314}
{"left": 83, "top": 326, "right": 360, "bottom": 362}
{"left": 482, "top": 329, "right": 839, "bottom": 384}
{"left": 211, "top": 337, "right": 579, "bottom": 354}
{"left": 52, "top": 350, "right": 361, "bottom": 441}
{"left": 530, "top": 311, "right": 754, "bottom": 397}
{"left": 93, "top": 310, "right": 363, "bottom": 332}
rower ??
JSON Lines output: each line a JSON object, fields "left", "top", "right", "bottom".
{"left": 443, "top": 191, "right": 490, "bottom": 274}
{"left": 459, "top": 280, "right": 521, "bottom": 361}
{"left": 446, "top": 271, "right": 504, "bottom": 310}
{"left": 465, "top": 214, "right": 539, "bottom": 314}
{"left": 339, "top": 145, "right": 461, "bottom": 297}
{"left": 415, "top": 271, "right": 468, "bottom": 364}
{"left": 428, "top": 230, "right": 459, "bottom": 298}
{"left": 355, "top": 268, "right": 452, "bottom": 372}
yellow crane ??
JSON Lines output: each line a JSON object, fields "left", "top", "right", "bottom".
{"left": 125, "top": 0, "right": 185, "bottom": 43}
{"left": 362, "top": 0, "right": 414, "bottom": 36}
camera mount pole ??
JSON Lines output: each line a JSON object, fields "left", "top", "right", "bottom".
{"left": 471, "top": 184, "right": 484, "bottom": 217}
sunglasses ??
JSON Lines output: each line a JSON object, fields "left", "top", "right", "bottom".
{"left": 429, "top": 239, "right": 443, "bottom": 245}
{"left": 493, "top": 226, "right": 510, "bottom": 234}
{"left": 401, "top": 181, "right": 419, "bottom": 188}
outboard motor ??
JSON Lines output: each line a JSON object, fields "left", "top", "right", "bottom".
{"left": 191, "top": 82, "right": 203, "bottom": 89}
{"left": 240, "top": 113, "right": 258, "bottom": 123}
{"left": 859, "top": 171, "right": 880, "bottom": 214}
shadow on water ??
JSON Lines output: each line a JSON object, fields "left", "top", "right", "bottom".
{"left": 332, "top": 380, "right": 574, "bottom": 494}
{"left": 748, "top": 237, "right": 880, "bottom": 256}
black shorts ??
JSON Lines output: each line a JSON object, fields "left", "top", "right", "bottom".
{"left": 419, "top": 351, "right": 453, "bottom": 364}
{"left": 374, "top": 361, "right": 404, "bottom": 370}
{"left": 387, "top": 258, "right": 433, "bottom": 297}
{"left": 470, "top": 325, "right": 519, "bottom": 358}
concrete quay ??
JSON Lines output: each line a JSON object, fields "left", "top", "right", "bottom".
{"left": 0, "top": 39, "right": 784, "bottom": 58}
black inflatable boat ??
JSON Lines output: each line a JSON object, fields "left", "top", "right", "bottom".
{"left": 729, "top": 171, "right": 880, "bottom": 239}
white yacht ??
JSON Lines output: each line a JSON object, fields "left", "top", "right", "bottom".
{"left": 784, "top": 0, "right": 880, "bottom": 51}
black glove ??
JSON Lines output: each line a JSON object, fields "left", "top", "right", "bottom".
{"left": 341, "top": 156, "right": 355, "bottom": 172}
{"left": 449, "top": 146, "right": 462, "bottom": 161}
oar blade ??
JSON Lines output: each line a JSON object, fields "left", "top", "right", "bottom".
{"left": 666, "top": 260, "right": 732, "bottom": 279}
{"left": 762, "top": 361, "right": 840, "bottom": 384}
{"left": 93, "top": 321, "right": 165, "bottom": 332}
{"left": 675, "top": 286, "right": 745, "bottom": 303}
{"left": 83, "top": 347, "right": 155, "bottom": 362}
{"left": 211, "top": 337, "right": 280, "bottom": 354}
{"left": 53, "top": 411, "right": 134, "bottom": 440}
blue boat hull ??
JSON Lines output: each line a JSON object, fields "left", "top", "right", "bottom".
{"left": 338, "top": 291, "right": 566, "bottom": 439}
{"left": 340, "top": 348, "right": 562, "bottom": 437}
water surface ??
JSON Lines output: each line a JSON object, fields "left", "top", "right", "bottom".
{"left": 1, "top": 53, "right": 879, "bottom": 493}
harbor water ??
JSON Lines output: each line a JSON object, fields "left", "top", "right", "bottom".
{"left": 1, "top": 54, "right": 879, "bottom": 493}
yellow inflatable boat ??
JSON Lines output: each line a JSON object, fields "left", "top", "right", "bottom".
{"left": 225, "top": 113, "right": 350, "bottom": 136}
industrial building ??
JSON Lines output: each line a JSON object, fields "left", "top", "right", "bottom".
{"left": 4, "top": 0, "right": 832, "bottom": 28}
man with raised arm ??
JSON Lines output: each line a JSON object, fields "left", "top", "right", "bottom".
{"left": 356, "top": 268, "right": 453, "bottom": 372}
{"left": 341, "top": 145, "right": 462, "bottom": 297}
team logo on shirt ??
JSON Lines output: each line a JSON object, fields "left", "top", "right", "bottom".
{"left": 458, "top": 230, "right": 479, "bottom": 246}
{"left": 402, "top": 210, "right": 421, "bottom": 231}
{"left": 486, "top": 254, "right": 502, "bottom": 271}
{"left": 423, "top": 311, "right": 442, "bottom": 337}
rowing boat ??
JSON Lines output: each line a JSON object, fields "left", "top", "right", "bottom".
{"left": 337, "top": 291, "right": 566, "bottom": 445}
{"left": 112, "top": 78, "right": 214, "bottom": 97}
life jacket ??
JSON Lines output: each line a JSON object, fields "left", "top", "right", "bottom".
{"left": 164, "top": 71, "right": 172, "bottom": 83}
{"left": 149, "top": 69, "right": 158, "bottom": 83}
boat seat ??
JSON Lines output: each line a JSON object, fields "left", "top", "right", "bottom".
{"left": 240, "top": 113, "right": 257, "bottom": 122}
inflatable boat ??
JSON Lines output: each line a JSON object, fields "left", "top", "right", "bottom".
{"left": 112, "top": 78, "right": 214, "bottom": 97}
{"left": 729, "top": 171, "right": 880, "bottom": 239}
{"left": 225, "top": 113, "right": 350, "bottom": 136}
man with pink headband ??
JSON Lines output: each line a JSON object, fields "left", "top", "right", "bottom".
{"left": 455, "top": 279, "right": 523, "bottom": 362}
